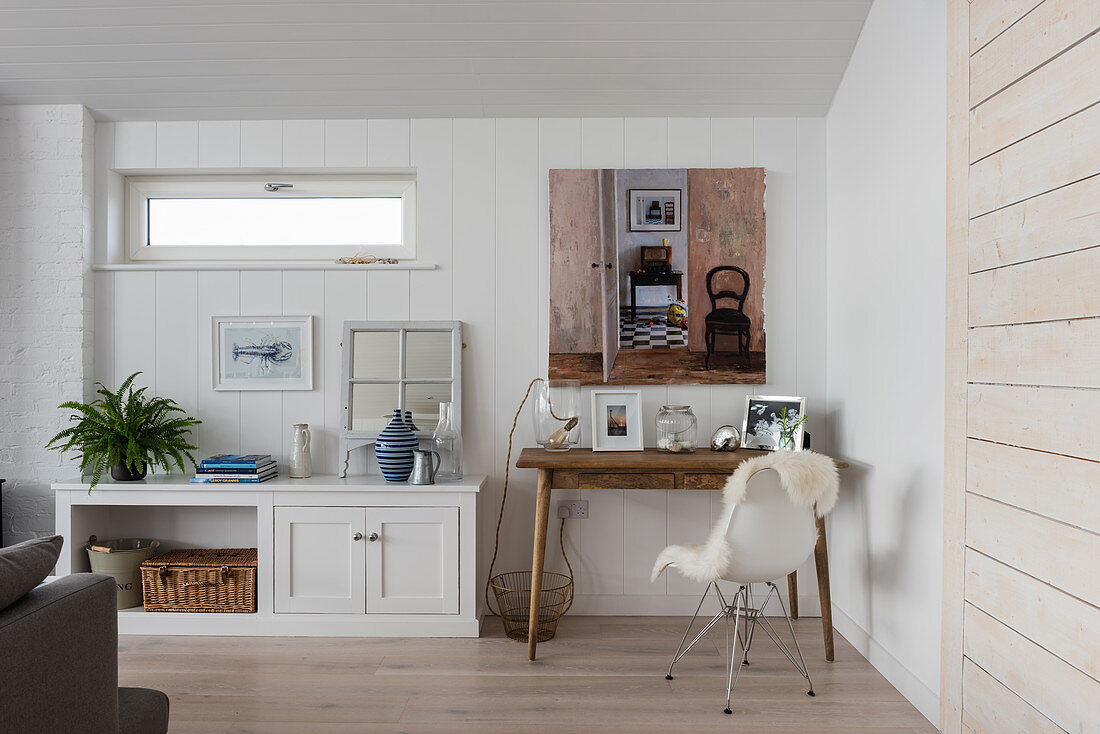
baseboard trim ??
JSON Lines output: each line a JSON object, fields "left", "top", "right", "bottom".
{"left": 568, "top": 592, "right": 823, "bottom": 617}
{"left": 831, "top": 604, "right": 939, "bottom": 727}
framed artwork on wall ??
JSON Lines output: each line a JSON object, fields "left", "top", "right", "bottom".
{"left": 741, "top": 395, "right": 806, "bottom": 451}
{"left": 628, "top": 189, "right": 682, "bottom": 231}
{"left": 212, "top": 315, "right": 313, "bottom": 391}
{"left": 590, "top": 389, "right": 644, "bottom": 451}
{"left": 548, "top": 168, "right": 766, "bottom": 386}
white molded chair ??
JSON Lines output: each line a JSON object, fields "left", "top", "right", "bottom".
{"left": 661, "top": 467, "right": 818, "bottom": 714}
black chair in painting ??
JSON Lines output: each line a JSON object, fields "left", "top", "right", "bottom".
{"left": 704, "top": 266, "right": 751, "bottom": 370}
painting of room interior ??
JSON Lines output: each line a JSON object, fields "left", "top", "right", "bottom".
{"left": 548, "top": 168, "right": 766, "bottom": 385}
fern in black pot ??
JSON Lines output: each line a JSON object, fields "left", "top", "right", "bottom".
{"left": 46, "top": 372, "right": 201, "bottom": 488}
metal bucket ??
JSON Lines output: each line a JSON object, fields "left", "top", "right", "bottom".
{"left": 85, "top": 535, "right": 160, "bottom": 609}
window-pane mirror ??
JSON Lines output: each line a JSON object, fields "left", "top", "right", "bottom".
{"left": 352, "top": 330, "right": 400, "bottom": 379}
{"left": 405, "top": 331, "right": 452, "bottom": 379}
{"left": 403, "top": 383, "right": 452, "bottom": 426}
{"left": 350, "top": 383, "right": 400, "bottom": 432}
{"left": 341, "top": 321, "right": 462, "bottom": 440}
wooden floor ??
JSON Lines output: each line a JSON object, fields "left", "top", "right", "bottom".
{"left": 118, "top": 616, "right": 934, "bottom": 733}
{"left": 550, "top": 350, "right": 767, "bottom": 385}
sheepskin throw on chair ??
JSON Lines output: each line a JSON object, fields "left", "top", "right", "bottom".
{"left": 651, "top": 450, "right": 839, "bottom": 584}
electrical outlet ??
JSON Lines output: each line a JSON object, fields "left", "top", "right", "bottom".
{"left": 556, "top": 500, "right": 589, "bottom": 519}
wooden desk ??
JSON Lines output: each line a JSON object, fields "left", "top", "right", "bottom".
{"left": 515, "top": 447, "right": 848, "bottom": 662}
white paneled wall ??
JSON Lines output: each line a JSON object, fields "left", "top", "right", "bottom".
{"left": 94, "top": 116, "right": 827, "bottom": 615}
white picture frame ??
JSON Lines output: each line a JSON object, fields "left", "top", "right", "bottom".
{"left": 590, "top": 389, "right": 644, "bottom": 451}
{"left": 741, "top": 395, "right": 806, "bottom": 451}
{"left": 628, "top": 188, "right": 682, "bottom": 232}
{"left": 212, "top": 315, "right": 313, "bottom": 391}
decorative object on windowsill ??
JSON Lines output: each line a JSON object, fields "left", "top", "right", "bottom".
{"left": 212, "top": 315, "right": 313, "bottom": 391}
{"left": 335, "top": 251, "right": 400, "bottom": 265}
{"left": 741, "top": 395, "right": 806, "bottom": 452}
{"left": 289, "top": 424, "right": 312, "bottom": 478}
{"left": 376, "top": 409, "right": 419, "bottom": 482}
{"left": 409, "top": 449, "right": 441, "bottom": 485}
{"left": 532, "top": 379, "right": 581, "bottom": 451}
{"left": 486, "top": 377, "right": 576, "bottom": 643}
{"left": 403, "top": 411, "right": 420, "bottom": 432}
{"left": 591, "top": 389, "right": 644, "bottom": 451}
{"left": 656, "top": 405, "right": 698, "bottom": 453}
{"left": 45, "top": 372, "right": 201, "bottom": 490}
{"left": 776, "top": 408, "right": 808, "bottom": 451}
{"left": 709, "top": 425, "right": 742, "bottom": 452}
{"left": 432, "top": 400, "right": 463, "bottom": 481}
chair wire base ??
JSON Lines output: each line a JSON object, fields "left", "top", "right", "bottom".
{"left": 665, "top": 581, "right": 814, "bottom": 714}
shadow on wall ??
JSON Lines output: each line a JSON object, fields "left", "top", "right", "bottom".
{"left": 832, "top": 456, "right": 928, "bottom": 645}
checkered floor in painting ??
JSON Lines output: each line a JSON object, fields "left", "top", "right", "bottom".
{"left": 620, "top": 310, "right": 687, "bottom": 350}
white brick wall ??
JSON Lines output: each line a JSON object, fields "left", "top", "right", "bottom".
{"left": 0, "top": 104, "right": 94, "bottom": 545}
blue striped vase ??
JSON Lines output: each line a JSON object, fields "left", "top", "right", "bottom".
{"left": 376, "top": 409, "right": 418, "bottom": 482}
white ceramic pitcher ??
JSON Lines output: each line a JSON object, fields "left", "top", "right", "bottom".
{"left": 290, "top": 423, "right": 312, "bottom": 478}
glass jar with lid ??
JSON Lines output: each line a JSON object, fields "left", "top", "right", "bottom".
{"left": 655, "top": 405, "right": 698, "bottom": 453}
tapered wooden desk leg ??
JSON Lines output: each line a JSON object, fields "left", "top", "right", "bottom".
{"left": 814, "top": 514, "right": 834, "bottom": 662}
{"left": 787, "top": 571, "right": 798, "bottom": 619}
{"left": 528, "top": 468, "right": 553, "bottom": 661}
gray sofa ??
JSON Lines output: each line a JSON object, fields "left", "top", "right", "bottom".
{"left": 0, "top": 573, "right": 169, "bottom": 734}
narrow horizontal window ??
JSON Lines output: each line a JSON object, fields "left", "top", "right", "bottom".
{"left": 126, "top": 175, "right": 416, "bottom": 262}
{"left": 147, "top": 197, "right": 403, "bottom": 247}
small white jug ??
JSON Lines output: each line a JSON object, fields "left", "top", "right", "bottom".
{"left": 290, "top": 423, "right": 312, "bottom": 478}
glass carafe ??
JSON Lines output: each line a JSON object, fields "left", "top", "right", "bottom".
{"left": 432, "top": 401, "right": 463, "bottom": 481}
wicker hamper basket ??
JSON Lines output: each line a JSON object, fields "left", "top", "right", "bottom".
{"left": 140, "top": 548, "right": 257, "bottom": 613}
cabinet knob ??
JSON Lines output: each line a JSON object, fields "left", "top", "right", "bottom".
{"left": 368, "top": 532, "right": 379, "bottom": 542}
{"left": 353, "top": 532, "right": 363, "bottom": 541}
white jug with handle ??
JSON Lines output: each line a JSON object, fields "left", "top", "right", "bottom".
{"left": 290, "top": 423, "right": 312, "bottom": 478}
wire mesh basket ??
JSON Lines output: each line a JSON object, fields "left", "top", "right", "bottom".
{"left": 490, "top": 570, "right": 574, "bottom": 643}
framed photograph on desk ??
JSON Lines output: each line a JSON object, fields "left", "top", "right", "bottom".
{"left": 591, "top": 390, "right": 644, "bottom": 451}
{"left": 742, "top": 395, "right": 806, "bottom": 451}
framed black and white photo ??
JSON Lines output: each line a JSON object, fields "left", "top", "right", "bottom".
{"left": 213, "top": 315, "right": 313, "bottom": 391}
{"left": 628, "top": 189, "right": 681, "bottom": 232}
{"left": 741, "top": 395, "right": 806, "bottom": 451}
{"left": 591, "top": 389, "right": 644, "bottom": 451}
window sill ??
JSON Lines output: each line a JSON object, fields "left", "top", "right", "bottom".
{"left": 92, "top": 262, "right": 436, "bottom": 272}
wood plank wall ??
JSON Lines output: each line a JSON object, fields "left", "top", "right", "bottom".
{"left": 943, "top": 1, "right": 1100, "bottom": 731}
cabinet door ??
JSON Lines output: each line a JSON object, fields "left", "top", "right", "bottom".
{"left": 275, "top": 506, "right": 366, "bottom": 613}
{"left": 365, "top": 507, "right": 458, "bottom": 614}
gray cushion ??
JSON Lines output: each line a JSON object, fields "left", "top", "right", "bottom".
{"left": 0, "top": 535, "right": 63, "bottom": 611}
{"left": 119, "top": 687, "right": 170, "bottom": 734}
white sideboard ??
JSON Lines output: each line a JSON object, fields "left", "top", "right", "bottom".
{"left": 53, "top": 474, "right": 483, "bottom": 637}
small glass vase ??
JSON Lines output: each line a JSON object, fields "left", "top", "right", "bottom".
{"left": 432, "top": 401, "right": 463, "bottom": 481}
{"left": 655, "top": 405, "right": 698, "bottom": 453}
{"left": 533, "top": 379, "right": 581, "bottom": 451}
{"left": 778, "top": 431, "right": 798, "bottom": 451}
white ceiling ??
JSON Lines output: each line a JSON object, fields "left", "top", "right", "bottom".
{"left": 0, "top": 0, "right": 872, "bottom": 121}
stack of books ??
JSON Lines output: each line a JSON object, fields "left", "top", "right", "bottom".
{"left": 191, "top": 454, "right": 277, "bottom": 483}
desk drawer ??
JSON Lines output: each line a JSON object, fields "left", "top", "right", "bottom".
{"left": 578, "top": 473, "right": 676, "bottom": 490}
{"left": 683, "top": 474, "right": 730, "bottom": 490}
